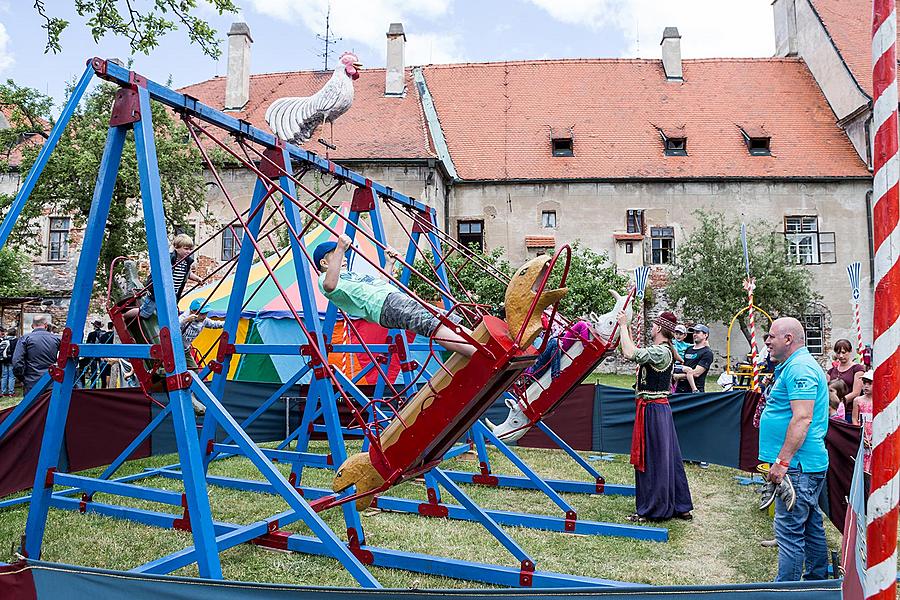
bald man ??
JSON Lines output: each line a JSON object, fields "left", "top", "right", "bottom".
{"left": 760, "top": 317, "right": 829, "bottom": 581}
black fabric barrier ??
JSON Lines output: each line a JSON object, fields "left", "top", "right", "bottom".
{"left": 19, "top": 559, "right": 842, "bottom": 599}
{"left": 592, "top": 385, "right": 746, "bottom": 468}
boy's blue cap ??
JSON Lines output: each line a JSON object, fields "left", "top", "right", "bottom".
{"left": 190, "top": 298, "right": 208, "bottom": 313}
{"left": 313, "top": 241, "right": 339, "bottom": 270}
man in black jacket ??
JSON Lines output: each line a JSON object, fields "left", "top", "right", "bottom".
{"left": 12, "top": 317, "right": 61, "bottom": 395}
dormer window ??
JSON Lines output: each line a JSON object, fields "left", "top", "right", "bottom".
{"left": 664, "top": 137, "right": 687, "bottom": 156}
{"left": 658, "top": 126, "right": 687, "bottom": 156}
{"left": 740, "top": 125, "right": 771, "bottom": 156}
{"left": 550, "top": 126, "right": 574, "bottom": 157}
{"left": 552, "top": 138, "right": 573, "bottom": 156}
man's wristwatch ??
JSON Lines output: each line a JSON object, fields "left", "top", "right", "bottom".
{"left": 775, "top": 457, "right": 790, "bottom": 468}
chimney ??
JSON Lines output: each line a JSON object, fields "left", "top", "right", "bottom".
{"left": 660, "top": 27, "right": 683, "bottom": 81}
{"left": 773, "top": 0, "right": 798, "bottom": 57}
{"left": 224, "top": 22, "right": 253, "bottom": 111}
{"left": 385, "top": 22, "right": 406, "bottom": 96}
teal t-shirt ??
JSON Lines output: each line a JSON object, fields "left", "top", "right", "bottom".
{"left": 318, "top": 271, "right": 398, "bottom": 323}
{"left": 674, "top": 339, "right": 691, "bottom": 358}
{"left": 758, "top": 347, "right": 829, "bottom": 471}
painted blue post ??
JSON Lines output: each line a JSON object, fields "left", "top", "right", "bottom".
{"left": 535, "top": 420, "right": 605, "bottom": 481}
{"left": 207, "top": 177, "right": 270, "bottom": 399}
{"left": 22, "top": 124, "right": 126, "bottom": 561}
{"left": 474, "top": 421, "right": 575, "bottom": 514}
{"left": 132, "top": 85, "right": 221, "bottom": 579}
{"left": 277, "top": 148, "right": 364, "bottom": 539}
{"left": 0, "top": 64, "right": 94, "bottom": 249}
{"left": 200, "top": 177, "right": 271, "bottom": 467}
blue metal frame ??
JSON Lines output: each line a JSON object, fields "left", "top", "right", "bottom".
{"left": 0, "top": 58, "right": 654, "bottom": 589}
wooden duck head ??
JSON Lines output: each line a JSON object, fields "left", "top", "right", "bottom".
{"left": 504, "top": 255, "right": 568, "bottom": 347}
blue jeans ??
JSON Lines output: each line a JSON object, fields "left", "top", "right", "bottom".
{"left": 0, "top": 363, "right": 13, "bottom": 394}
{"left": 773, "top": 470, "right": 828, "bottom": 581}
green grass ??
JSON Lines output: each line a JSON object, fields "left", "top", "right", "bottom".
{"left": 0, "top": 440, "right": 845, "bottom": 588}
{"left": 0, "top": 392, "right": 21, "bottom": 411}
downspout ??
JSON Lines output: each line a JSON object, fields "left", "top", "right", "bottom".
{"left": 866, "top": 189, "right": 875, "bottom": 284}
{"left": 414, "top": 67, "right": 458, "bottom": 233}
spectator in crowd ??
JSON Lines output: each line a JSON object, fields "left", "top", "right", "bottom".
{"left": 12, "top": 317, "right": 61, "bottom": 396}
{"left": 673, "top": 324, "right": 690, "bottom": 363}
{"left": 179, "top": 299, "right": 225, "bottom": 370}
{"left": 827, "top": 339, "right": 864, "bottom": 422}
{"left": 84, "top": 320, "right": 105, "bottom": 388}
{"left": 0, "top": 326, "right": 16, "bottom": 397}
{"left": 673, "top": 324, "right": 714, "bottom": 393}
{"left": 760, "top": 317, "right": 829, "bottom": 581}
{"left": 99, "top": 321, "right": 115, "bottom": 388}
{"left": 827, "top": 379, "right": 847, "bottom": 420}
{"left": 852, "top": 370, "right": 874, "bottom": 474}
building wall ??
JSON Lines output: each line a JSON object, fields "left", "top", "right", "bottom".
{"left": 791, "top": 0, "right": 869, "bottom": 122}
{"left": 195, "top": 162, "right": 448, "bottom": 267}
{"left": 450, "top": 178, "right": 874, "bottom": 362}
{"left": 774, "top": 0, "right": 872, "bottom": 165}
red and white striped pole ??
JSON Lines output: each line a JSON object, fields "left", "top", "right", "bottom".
{"left": 743, "top": 278, "right": 760, "bottom": 392}
{"left": 856, "top": 300, "right": 865, "bottom": 360}
{"left": 868, "top": 1, "right": 900, "bottom": 597}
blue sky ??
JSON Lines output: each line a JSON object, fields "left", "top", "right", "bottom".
{"left": 1, "top": 1, "right": 775, "bottom": 110}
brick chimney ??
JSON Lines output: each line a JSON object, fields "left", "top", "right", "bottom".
{"left": 385, "top": 22, "right": 406, "bottom": 96}
{"left": 224, "top": 22, "right": 252, "bottom": 111}
{"left": 660, "top": 27, "right": 683, "bottom": 81}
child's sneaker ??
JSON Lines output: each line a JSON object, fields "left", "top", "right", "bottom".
{"left": 759, "top": 480, "right": 777, "bottom": 510}
{"left": 775, "top": 474, "right": 797, "bottom": 511}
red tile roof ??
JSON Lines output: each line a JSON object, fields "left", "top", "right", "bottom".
{"left": 809, "top": 0, "right": 885, "bottom": 98}
{"left": 613, "top": 233, "right": 644, "bottom": 241}
{"left": 525, "top": 235, "right": 556, "bottom": 248}
{"left": 0, "top": 106, "right": 49, "bottom": 168}
{"left": 421, "top": 58, "right": 869, "bottom": 180}
{"left": 178, "top": 68, "right": 435, "bottom": 160}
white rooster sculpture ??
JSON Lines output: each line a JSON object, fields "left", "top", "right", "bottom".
{"left": 265, "top": 51, "right": 362, "bottom": 144}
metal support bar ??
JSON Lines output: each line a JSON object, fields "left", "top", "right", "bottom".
{"left": 535, "top": 420, "right": 605, "bottom": 482}
{"left": 441, "top": 470, "right": 636, "bottom": 496}
{"left": 474, "top": 421, "right": 574, "bottom": 514}
{"left": 428, "top": 468, "right": 533, "bottom": 565}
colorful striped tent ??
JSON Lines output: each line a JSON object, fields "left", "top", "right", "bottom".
{"left": 178, "top": 209, "right": 422, "bottom": 384}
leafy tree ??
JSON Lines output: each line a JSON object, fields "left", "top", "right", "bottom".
{"left": 0, "top": 79, "right": 207, "bottom": 289}
{"left": 407, "top": 242, "right": 629, "bottom": 320}
{"left": 0, "top": 248, "right": 42, "bottom": 296}
{"left": 667, "top": 211, "right": 820, "bottom": 345}
{"left": 34, "top": 0, "right": 239, "bottom": 59}
{"left": 546, "top": 242, "right": 630, "bottom": 318}
{"left": 408, "top": 246, "right": 513, "bottom": 315}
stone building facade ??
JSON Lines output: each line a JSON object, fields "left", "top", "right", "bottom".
{"left": 7, "top": 5, "right": 883, "bottom": 371}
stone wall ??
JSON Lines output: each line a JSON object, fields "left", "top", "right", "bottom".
{"left": 450, "top": 178, "right": 873, "bottom": 361}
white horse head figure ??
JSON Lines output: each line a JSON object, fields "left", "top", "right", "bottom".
{"left": 484, "top": 397, "right": 530, "bottom": 442}
{"left": 589, "top": 289, "right": 632, "bottom": 345}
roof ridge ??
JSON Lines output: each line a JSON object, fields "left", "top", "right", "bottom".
{"left": 419, "top": 56, "right": 803, "bottom": 69}
{"left": 183, "top": 56, "right": 805, "bottom": 89}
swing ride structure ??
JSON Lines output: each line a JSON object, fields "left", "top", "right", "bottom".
{"left": 0, "top": 58, "right": 671, "bottom": 589}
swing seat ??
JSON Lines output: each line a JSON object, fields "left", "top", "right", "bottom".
{"left": 486, "top": 336, "right": 610, "bottom": 442}
{"left": 333, "top": 316, "right": 536, "bottom": 508}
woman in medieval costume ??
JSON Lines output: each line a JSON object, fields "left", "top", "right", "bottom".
{"left": 616, "top": 309, "right": 694, "bottom": 522}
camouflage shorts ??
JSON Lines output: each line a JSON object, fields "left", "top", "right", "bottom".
{"left": 379, "top": 292, "right": 462, "bottom": 338}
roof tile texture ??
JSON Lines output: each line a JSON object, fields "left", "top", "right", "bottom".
{"left": 421, "top": 58, "right": 868, "bottom": 180}
{"left": 179, "top": 68, "right": 435, "bottom": 160}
